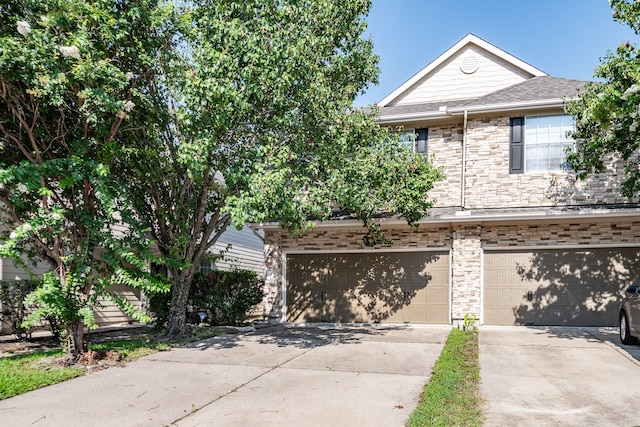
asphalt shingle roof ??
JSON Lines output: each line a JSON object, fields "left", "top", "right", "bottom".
{"left": 464, "top": 77, "right": 587, "bottom": 106}
{"left": 375, "top": 77, "right": 588, "bottom": 118}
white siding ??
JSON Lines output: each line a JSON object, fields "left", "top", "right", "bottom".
{"left": 93, "top": 284, "right": 141, "bottom": 328}
{"left": 392, "top": 46, "right": 531, "bottom": 106}
{"left": 1, "top": 257, "right": 50, "bottom": 280}
{"left": 210, "top": 226, "right": 264, "bottom": 276}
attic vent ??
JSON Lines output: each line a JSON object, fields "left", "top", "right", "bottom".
{"left": 460, "top": 54, "right": 479, "bottom": 74}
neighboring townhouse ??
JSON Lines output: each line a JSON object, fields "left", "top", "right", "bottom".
{"left": 0, "top": 226, "right": 265, "bottom": 334}
{"left": 256, "top": 34, "right": 640, "bottom": 327}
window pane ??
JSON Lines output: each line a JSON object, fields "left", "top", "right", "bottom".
{"left": 396, "top": 129, "right": 415, "bottom": 150}
{"left": 524, "top": 115, "right": 575, "bottom": 173}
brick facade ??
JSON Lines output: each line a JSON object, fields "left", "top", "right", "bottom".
{"left": 262, "top": 220, "right": 640, "bottom": 324}
{"left": 428, "top": 116, "right": 636, "bottom": 210}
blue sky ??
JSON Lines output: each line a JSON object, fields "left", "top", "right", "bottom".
{"left": 354, "top": 0, "right": 637, "bottom": 107}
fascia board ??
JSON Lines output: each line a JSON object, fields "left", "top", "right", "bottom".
{"left": 375, "top": 98, "right": 574, "bottom": 124}
{"left": 252, "top": 209, "right": 640, "bottom": 230}
{"left": 375, "top": 111, "right": 451, "bottom": 124}
{"left": 378, "top": 34, "right": 548, "bottom": 108}
{"left": 447, "top": 98, "right": 569, "bottom": 115}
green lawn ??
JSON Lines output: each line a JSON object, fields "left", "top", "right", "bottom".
{"left": 0, "top": 340, "right": 171, "bottom": 400}
{"left": 407, "top": 328, "right": 483, "bottom": 427}
{"left": 0, "top": 350, "right": 84, "bottom": 400}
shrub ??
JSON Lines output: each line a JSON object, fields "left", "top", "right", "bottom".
{"left": 0, "top": 278, "right": 64, "bottom": 341}
{"left": 149, "top": 268, "right": 264, "bottom": 328}
{"left": 149, "top": 289, "right": 171, "bottom": 329}
{"left": 191, "top": 269, "right": 265, "bottom": 326}
{"left": 0, "top": 279, "right": 40, "bottom": 339}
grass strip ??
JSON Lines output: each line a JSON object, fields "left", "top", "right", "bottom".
{"left": 407, "top": 328, "right": 483, "bottom": 427}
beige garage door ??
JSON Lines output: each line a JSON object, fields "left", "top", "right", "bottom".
{"left": 286, "top": 251, "right": 449, "bottom": 324}
{"left": 484, "top": 247, "right": 640, "bottom": 326}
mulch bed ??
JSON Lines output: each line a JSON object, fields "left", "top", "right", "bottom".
{"left": 0, "top": 326, "right": 153, "bottom": 359}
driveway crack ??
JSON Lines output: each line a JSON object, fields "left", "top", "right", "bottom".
{"left": 169, "top": 346, "right": 317, "bottom": 425}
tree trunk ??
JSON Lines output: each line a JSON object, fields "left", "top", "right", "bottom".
{"left": 166, "top": 270, "right": 193, "bottom": 337}
{"left": 62, "top": 321, "right": 85, "bottom": 365}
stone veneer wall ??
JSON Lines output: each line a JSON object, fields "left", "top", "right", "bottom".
{"left": 482, "top": 221, "right": 640, "bottom": 247}
{"left": 395, "top": 115, "right": 637, "bottom": 211}
{"left": 463, "top": 116, "right": 636, "bottom": 208}
{"left": 451, "top": 225, "right": 482, "bottom": 321}
{"left": 262, "top": 220, "right": 640, "bottom": 324}
{"left": 425, "top": 124, "right": 463, "bottom": 207}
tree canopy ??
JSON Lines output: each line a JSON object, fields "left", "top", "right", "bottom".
{"left": 1, "top": 0, "right": 445, "bottom": 344}
{"left": 565, "top": 0, "right": 640, "bottom": 197}
{"left": 0, "top": 0, "right": 171, "bottom": 360}
{"left": 119, "top": 0, "right": 444, "bottom": 336}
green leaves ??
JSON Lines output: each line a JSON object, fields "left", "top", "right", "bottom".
{"left": 566, "top": 0, "right": 640, "bottom": 197}
{"left": 0, "top": 0, "right": 176, "bottom": 352}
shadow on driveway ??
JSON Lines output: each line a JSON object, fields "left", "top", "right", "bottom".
{"left": 184, "top": 324, "right": 415, "bottom": 351}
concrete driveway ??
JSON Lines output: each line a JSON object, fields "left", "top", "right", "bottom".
{"left": 480, "top": 326, "right": 640, "bottom": 427}
{"left": 0, "top": 325, "right": 449, "bottom": 427}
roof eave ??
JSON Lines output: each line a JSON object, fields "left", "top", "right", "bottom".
{"left": 376, "top": 98, "right": 577, "bottom": 123}
{"left": 251, "top": 207, "right": 640, "bottom": 230}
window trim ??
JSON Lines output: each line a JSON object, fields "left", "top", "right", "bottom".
{"left": 509, "top": 114, "right": 575, "bottom": 174}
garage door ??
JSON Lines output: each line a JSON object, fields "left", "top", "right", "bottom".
{"left": 286, "top": 251, "right": 449, "bottom": 324}
{"left": 484, "top": 247, "right": 640, "bottom": 326}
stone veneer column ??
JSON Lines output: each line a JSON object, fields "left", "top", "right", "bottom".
{"left": 451, "top": 225, "right": 482, "bottom": 325}
{"left": 263, "top": 235, "right": 283, "bottom": 324}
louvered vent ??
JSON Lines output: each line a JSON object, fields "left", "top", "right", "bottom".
{"left": 460, "top": 54, "right": 479, "bottom": 74}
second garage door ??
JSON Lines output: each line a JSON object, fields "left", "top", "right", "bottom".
{"left": 484, "top": 247, "right": 640, "bottom": 326}
{"left": 286, "top": 251, "right": 449, "bottom": 324}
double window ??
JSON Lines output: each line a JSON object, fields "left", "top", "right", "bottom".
{"left": 509, "top": 114, "right": 575, "bottom": 174}
{"left": 396, "top": 128, "right": 428, "bottom": 155}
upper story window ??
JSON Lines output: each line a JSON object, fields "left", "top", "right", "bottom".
{"left": 395, "top": 128, "right": 428, "bottom": 155}
{"left": 509, "top": 114, "right": 575, "bottom": 174}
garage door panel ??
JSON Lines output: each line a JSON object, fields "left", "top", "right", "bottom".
{"left": 484, "top": 248, "right": 640, "bottom": 326}
{"left": 287, "top": 251, "right": 449, "bottom": 324}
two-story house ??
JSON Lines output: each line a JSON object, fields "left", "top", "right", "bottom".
{"left": 256, "top": 34, "right": 640, "bottom": 328}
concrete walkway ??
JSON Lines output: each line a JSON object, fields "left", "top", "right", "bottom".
{"left": 0, "top": 325, "right": 450, "bottom": 427}
{"left": 480, "top": 326, "right": 640, "bottom": 427}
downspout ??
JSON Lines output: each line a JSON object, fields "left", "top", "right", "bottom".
{"left": 461, "top": 110, "right": 467, "bottom": 210}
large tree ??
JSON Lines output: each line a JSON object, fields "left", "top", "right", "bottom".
{"left": 0, "top": 0, "right": 171, "bottom": 361}
{"left": 565, "top": 0, "right": 640, "bottom": 197}
{"left": 118, "top": 0, "right": 444, "bottom": 336}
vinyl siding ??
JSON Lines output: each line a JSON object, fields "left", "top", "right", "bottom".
{"left": 210, "top": 226, "right": 264, "bottom": 276}
{"left": 392, "top": 46, "right": 531, "bottom": 106}
{"left": 1, "top": 257, "right": 50, "bottom": 280}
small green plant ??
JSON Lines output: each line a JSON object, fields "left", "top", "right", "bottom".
{"left": 463, "top": 313, "right": 478, "bottom": 331}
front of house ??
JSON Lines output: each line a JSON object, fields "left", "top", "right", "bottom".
{"left": 256, "top": 34, "right": 640, "bottom": 327}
